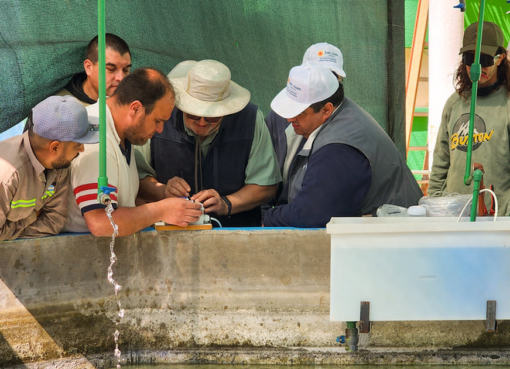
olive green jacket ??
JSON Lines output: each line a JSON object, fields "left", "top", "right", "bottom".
{"left": 429, "top": 86, "right": 510, "bottom": 216}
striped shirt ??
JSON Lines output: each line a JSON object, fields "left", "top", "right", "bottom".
{"left": 63, "top": 102, "right": 139, "bottom": 233}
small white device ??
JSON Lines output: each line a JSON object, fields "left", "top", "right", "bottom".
{"left": 189, "top": 202, "right": 211, "bottom": 225}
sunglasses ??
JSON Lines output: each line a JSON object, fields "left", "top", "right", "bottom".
{"left": 462, "top": 53, "right": 500, "bottom": 68}
{"left": 186, "top": 113, "right": 222, "bottom": 124}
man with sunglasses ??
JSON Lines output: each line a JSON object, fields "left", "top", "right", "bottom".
{"left": 135, "top": 60, "right": 281, "bottom": 227}
{"left": 429, "top": 21, "right": 510, "bottom": 216}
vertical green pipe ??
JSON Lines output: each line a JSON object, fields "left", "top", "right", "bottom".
{"left": 97, "top": 0, "right": 108, "bottom": 194}
{"left": 470, "top": 170, "right": 483, "bottom": 222}
{"left": 463, "top": 0, "right": 485, "bottom": 221}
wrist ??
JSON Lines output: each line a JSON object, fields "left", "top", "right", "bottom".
{"left": 159, "top": 184, "right": 169, "bottom": 200}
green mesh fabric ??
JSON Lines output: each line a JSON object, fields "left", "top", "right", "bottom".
{"left": 465, "top": 1, "right": 510, "bottom": 44}
{"left": 0, "top": 0, "right": 404, "bottom": 150}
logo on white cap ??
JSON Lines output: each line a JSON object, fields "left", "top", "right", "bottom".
{"left": 317, "top": 49, "right": 338, "bottom": 62}
{"left": 286, "top": 79, "right": 304, "bottom": 100}
{"left": 302, "top": 42, "right": 346, "bottom": 78}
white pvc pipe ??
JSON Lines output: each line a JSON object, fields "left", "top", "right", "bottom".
{"left": 428, "top": 1, "right": 464, "bottom": 168}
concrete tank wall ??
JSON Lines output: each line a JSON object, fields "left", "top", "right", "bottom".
{"left": 0, "top": 229, "right": 509, "bottom": 367}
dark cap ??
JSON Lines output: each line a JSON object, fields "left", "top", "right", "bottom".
{"left": 460, "top": 21, "right": 504, "bottom": 56}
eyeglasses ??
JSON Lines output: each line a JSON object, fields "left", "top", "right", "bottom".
{"left": 186, "top": 113, "right": 222, "bottom": 124}
{"left": 462, "top": 53, "right": 501, "bottom": 68}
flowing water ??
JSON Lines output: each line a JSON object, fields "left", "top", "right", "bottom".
{"left": 105, "top": 203, "right": 123, "bottom": 368}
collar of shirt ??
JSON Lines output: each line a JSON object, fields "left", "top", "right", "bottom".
{"left": 119, "top": 140, "right": 132, "bottom": 165}
{"left": 282, "top": 103, "right": 343, "bottom": 186}
{"left": 104, "top": 104, "right": 131, "bottom": 165}
{"left": 183, "top": 124, "right": 220, "bottom": 158}
{"left": 106, "top": 104, "right": 122, "bottom": 146}
{"left": 302, "top": 101, "right": 344, "bottom": 151}
{"left": 23, "top": 131, "right": 47, "bottom": 181}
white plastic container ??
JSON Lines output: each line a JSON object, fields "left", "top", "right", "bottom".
{"left": 327, "top": 216, "right": 510, "bottom": 321}
{"left": 408, "top": 205, "right": 426, "bottom": 217}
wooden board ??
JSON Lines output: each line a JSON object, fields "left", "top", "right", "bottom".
{"left": 405, "top": 0, "right": 429, "bottom": 155}
{"left": 154, "top": 222, "right": 212, "bottom": 231}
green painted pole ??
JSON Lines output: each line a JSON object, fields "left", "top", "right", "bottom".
{"left": 463, "top": 0, "right": 486, "bottom": 222}
{"left": 97, "top": 0, "right": 108, "bottom": 196}
{"left": 470, "top": 169, "right": 483, "bottom": 222}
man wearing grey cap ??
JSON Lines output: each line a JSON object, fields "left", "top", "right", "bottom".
{"left": 429, "top": 21, "right": 510, "bottom": 216}
{"left": 0, "top": 96, "right": 99, "bottom": 240}
{"left": 264, "top": 65, "right": 422, "bottom": 227}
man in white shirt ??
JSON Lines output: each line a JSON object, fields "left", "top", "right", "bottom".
{"left": 64, "top": 68, "right": 202, "bottom": 236}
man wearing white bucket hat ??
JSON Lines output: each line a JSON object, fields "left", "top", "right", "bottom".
{"left": 265, "top": 42, "right": 346, "bottom": 172}
{"left": 264, "top": 65, "right": 422, "bottom": 227}
{"left": 0, "top": 95, "right": 99, "bottom": 240}
{"left": 135, "top": 60, "right": 281, "bottom": 227}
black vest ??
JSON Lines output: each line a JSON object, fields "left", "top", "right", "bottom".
{"left": 151, "top": 104, "right": 260, "bottom": 227}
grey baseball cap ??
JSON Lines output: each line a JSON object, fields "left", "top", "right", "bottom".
{"left": 32, "top": 95, "right": 99, "bottom": 144}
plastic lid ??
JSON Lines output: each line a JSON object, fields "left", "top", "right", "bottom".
{"left": 408, "top": 205, "right": 427, "bottom": 217}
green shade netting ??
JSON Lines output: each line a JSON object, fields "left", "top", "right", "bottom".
{"left": 0, "top": 0, "right": 404, "bottom": 150}
{"left": 465, "top": 0, "right": 510, "bottom": 43}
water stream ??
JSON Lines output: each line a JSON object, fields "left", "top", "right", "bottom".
{"left": 105, "top": 203, "right": 123, "bottom": 368}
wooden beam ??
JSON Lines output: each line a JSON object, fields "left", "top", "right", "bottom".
{"left": 405, "top": 0, "right": 429, "bottom": 156}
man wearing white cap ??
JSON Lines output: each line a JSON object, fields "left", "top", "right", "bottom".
{"left": 64, "top": 68, "right": 203, "bottom": 236}
{"left": 264, "top": 65, "right": 422, "bottom": 227}
{"left": 135, "top": 60, "right": 281, "bottom": 227}
{"left": 265, "top": 42, "right": 346, "bottom": 171}
{"left": 0, "top": 95, "right": 99, "bottom": 240}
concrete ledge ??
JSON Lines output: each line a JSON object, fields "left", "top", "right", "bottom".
{"left": 123, "top": 347, "right": 510, "bottom": 365}
{"left": 8, "top": 348, "right": 510, "bottom": 368}
{"left": 1, "top": 229, "right": 509, "bottom": 367}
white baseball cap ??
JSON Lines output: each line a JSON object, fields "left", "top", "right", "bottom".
{"left": 270, "top": 65, "right": 339, "bottom": 119}
{"left": 302, "top": 42, "right": 346, "bottom": 77}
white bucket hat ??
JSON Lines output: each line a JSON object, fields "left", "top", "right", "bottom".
{"left": 168, "top": 60, "right": 251, "bottom": 117}
{"left": 271, "top": 65, "right": 339, "bottom": 119}
{"left": 302, "top": 42, "right": 346, "bottom": 78}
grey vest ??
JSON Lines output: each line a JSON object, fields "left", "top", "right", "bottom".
{"left": 287, "top": 98, "right": 422, "bottom": 215}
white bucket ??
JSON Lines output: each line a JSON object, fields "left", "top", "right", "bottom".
{"left": 327, "top": 217, "right": 510, "bottom": 321}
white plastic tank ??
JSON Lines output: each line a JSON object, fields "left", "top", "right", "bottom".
{"left": 327, "top": 217, "right": 510, "bottom": 321}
